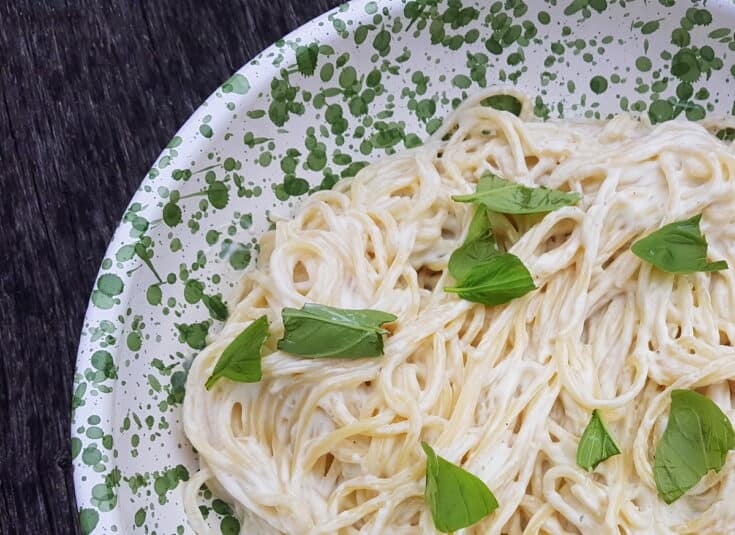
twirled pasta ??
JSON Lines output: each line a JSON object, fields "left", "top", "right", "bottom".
{"left": 183, "top": 91, "right": 735, "bottom": 534}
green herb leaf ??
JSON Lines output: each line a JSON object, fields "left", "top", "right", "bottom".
{"left": 485, "top": 211, "right": 520, "bottom": 249}
{"left": 448, "top": 235, "right": 500, "bottom": 283}
{"left": 453, "top": 172, "right": 581, "bottom": 214}
{"left": 205, "top": 316, "right": 269, "bottom": 389}
{"left": 576, "top": 409, "right": 621, "bottom": 471}
{"left": 631, "top": 214, "right": 728, "bottom": 274}
{"left": 445, "top": 253, "right": 536, "bottom": 306}
{"left": 462, "top": 206, "right": 493, "bottom": 244}
{"left": 448, "top": 208, "right": 500, "bottom": 282}
{"left": 654, "top": 390, "right": 735, "bottom": 504}
{"left": 277, "top": 304, "right": 396, "bottom": 359}
{"left": 481, "top": 94, "right": 523, "bottom": 116}
{"left": 422, "top": 442, "right": 498, "bottom": 533}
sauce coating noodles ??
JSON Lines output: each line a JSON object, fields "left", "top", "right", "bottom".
{"left": 183, "top": 92, "right": 735, "bottom": 534}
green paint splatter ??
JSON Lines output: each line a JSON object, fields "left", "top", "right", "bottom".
{"left": 71, "top": 437, "right": 82, "bottom": 459}
{"left": 167, "top": 371, "right": 187, "bottom": 405}
{"left": 133, "top": 238, "right": 163, "bottom": 284}
{"left": 147, "top": 374, "right": 162, "bottom": 392}
{"left": 228, "top": 243, "right": 252, "bottom": 270}
{"left": 415, "top": 98, "right": 436, "bottom": 120}
{"left": 671, "top": 49, "right": 700, "bottom": 82}
{"left": 206, "top": 181, "right": 229, "bottom": 209}
{"left": 82, "top": 445, "right": 102, "bottom": 466}
{"left": 296, "top": 44, "right": 319, "bottom": 76}
{"left": 91, "top": 481, "right": 117, "bottom": 512}
{"left": 212, "top": 499, "right": 233, "bottom": 515}
{"left": 635, "top": 56, "right": 652, "bottom": 72}
{"left": 126, "top": 473, "right": 147, "bottom": 494}
{"left": 590, "top": 75, "right": 608, "bottom": 94}
{"left": 126, "top": 332, "right": 142, "bottom": 352}
{"left": 86, "top": 427, "right": 103, "bottom": 439}
{"left": 146, "top": 285, "right": 162, "bottom": 306}
{"left": 92, "top": 274, "right": 124, "bottom": 310}
{"left": 268, "top": 77, "right": 303, "bottom": 127}
{"left": 116, "top": 244, "right": 136, "bottom": 262}
{"left": 690, "top": 8, "right": 712, "bottom": 26}
{"left": 167, "top": 136, "right": 182, "bottom": 149}
{"left": 163, "top": 202, "right": 182, "bottom": 227}
{"left": 222, "top": 74, "right": 250, "bottom": 95}
{"left": 206, "top": 230, "right": 220, "bottom": 245}
{"left": 239, "top": 213, "right": 252, "bottom": 229}
{"left": 641, "top": 21, "right": 660, "bottom": 35}
{"left": 91, "top": 351, "right": 116, "bottom": 380}
{"left": 134, "top": 508, "right": 146, "bottom": 527}
{"left": 199, "top": 124, "right": 213, "bottom": 138}
{"left": 648, "top": 99, "right": 674, "bottom": 123}
{"left": 452, "top": 75, "right": 472, "bottom": 89}
{"left": 320, "top": 62, "right": 335, "bottom": 82}
{"left": 172, "top": 168, "right": 193, "bottom": 181}
{"left": 184, "top": 279, "right": 204, "bottom": 304}
{"left": 671, "top": 28, "right": 690, "bottom": 48}
{"left": 79, "top": 509, "right": 99, "bottom": 535}
{"left": 202, "top": 295, "right": 228, "bottom": 321}
{"left": 404, "top": 133, "right": 423, "bottom": 148}
{"left": 71, "top": 382, "right": 87, "bottom": 410}
{"left": 153, "top": 465, "right": 190, "bottom": 505}
{"left": 175, "top": 322, "right": 209, "bottom": 350}
{"left": 716, "top": 128, "right": 735, "bottom": 142}
{"left": 221, "top": 516, "right": 241, "bottom": 535}
{"left": 373, "top": 29, "right": 391, "bottom": 56}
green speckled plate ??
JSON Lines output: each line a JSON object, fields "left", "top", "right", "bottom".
{"left": 72, "top": 1, "right": 735, "bottom": 533}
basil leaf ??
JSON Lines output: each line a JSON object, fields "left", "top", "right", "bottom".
{"left": 452, "top": 172, "right": 581, "bottom": 214}
{"left": 486, "top": 210, "right": 519, "bottom": 249}
{"left": 277, "top": 303, "right": 396, "bottom": 359}
{"left": 448, "top": 208, "right": 500, "bottom": 282}
{"left": 205, "top": 315, "right": 269, "bottom": 389}
{"left": 422, "top": 442, "right": 498, "bottom": 533}
{"left": 464, "top": 206, "right": 493, "bottom": 243}
{"left": 576, "top": 409, "right": 621, "bottom": 471}
{"left": 445, "top": 253, "right": 536, "bottom": 306}
{"left": 449, "top": 238, "right": 500, "bottom": 283}
{"left": 631, "top": 214, "right": 728, "bottom": 274}
{"left": 654, "top": 389, "right": 735, "bottom": 504}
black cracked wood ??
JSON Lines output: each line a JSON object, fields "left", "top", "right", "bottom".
{"left": 0, "top": 1, "right": 341, "bottom": 533}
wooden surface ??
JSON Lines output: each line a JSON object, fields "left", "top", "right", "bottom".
{"left": 0, "top": 1, "right": 341, "bottom": 533}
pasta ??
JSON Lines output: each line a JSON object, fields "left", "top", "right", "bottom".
{"left": 183, "top": 91, "right": 735, "bottom": 534}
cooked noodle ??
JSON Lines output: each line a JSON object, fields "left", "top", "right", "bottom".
{"left": 183, "top": 91, "right": 735, "bottom": 534}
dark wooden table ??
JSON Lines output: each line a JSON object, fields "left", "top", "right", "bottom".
{"left": 0, "top": 1, "right": 341, "bottom": 533}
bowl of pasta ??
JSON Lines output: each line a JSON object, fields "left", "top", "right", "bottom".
{"left": 72, "top": 1, "right": 735, "bottom": 533}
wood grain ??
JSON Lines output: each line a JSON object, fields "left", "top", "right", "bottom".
{"left": 0, "top": 1, "right": 341, "bottom": 533}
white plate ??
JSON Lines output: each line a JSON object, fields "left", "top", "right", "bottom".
{"left": 72, "top": 1, "right": 735, "bottom": 533}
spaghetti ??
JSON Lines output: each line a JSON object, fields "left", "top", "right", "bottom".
{"left": 183, "top": 92, "right": 735, "bottom": 534}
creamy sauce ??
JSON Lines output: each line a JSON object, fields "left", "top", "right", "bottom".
{"left": 183, "top": 91, "right": 735, "bottom": 534}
